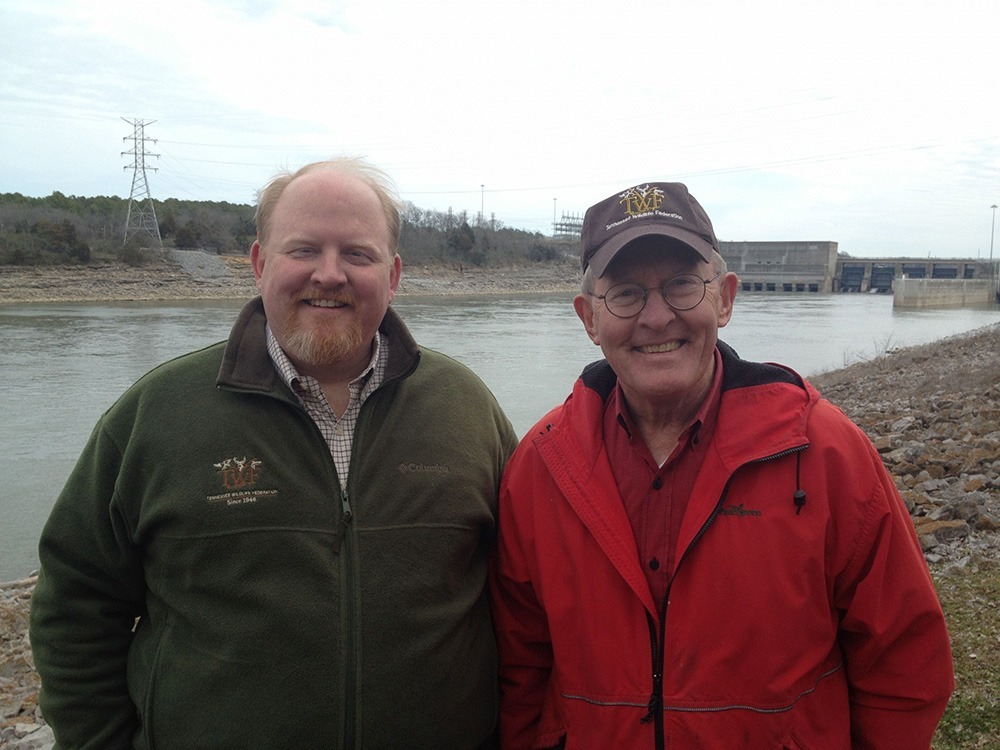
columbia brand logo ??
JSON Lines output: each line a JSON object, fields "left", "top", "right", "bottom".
{"left": 398, "top": 462, "right": 450, "bottom": 474}
{"left": 719, "top": 503, "right": 762, "bottom": 518}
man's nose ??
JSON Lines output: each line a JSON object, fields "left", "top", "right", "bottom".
{"left": 312, "top": 250, "right": 348, "bottom": 285}
{"left": 638, "top": 287, "right": 677, "bottom": 324}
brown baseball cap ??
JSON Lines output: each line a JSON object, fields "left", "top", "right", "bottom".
{"left": 580, "top": 182, "right": 719, "bottom": 277}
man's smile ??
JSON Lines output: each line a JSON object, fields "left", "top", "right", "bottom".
{"left": 637, "top": 341, "right": 683, "bottom": 354}
{"left": 303, "top": 298, "right": 349, "bottom": 308}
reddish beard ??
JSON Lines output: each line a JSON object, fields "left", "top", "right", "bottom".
{"left": 282, "top": 297, "right": 366, "bottom": 366}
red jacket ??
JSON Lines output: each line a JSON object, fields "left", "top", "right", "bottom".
{"left": 490, "top": 344, "right": 953, "bottom": 749}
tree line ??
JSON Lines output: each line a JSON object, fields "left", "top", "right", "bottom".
{"left": 0, "top": 192, "right": 577, "bottom": 268}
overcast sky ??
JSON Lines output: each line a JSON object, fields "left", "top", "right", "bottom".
{"left": 2, "top": 0, "right": 999, "bottom": 259}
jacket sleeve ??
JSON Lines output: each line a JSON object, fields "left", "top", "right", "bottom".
{"left": 489, "top": 471, "right": 565, "bottom": 750}
{"left": 834, "top": 437, "right": 954, "bottom": 750}
{"left": 29, "top": 418, "right": 145, "bottom": 750}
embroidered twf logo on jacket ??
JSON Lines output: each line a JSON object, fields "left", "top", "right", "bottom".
{"left": 214, "top": 456, "right": 263, "bottom": 489}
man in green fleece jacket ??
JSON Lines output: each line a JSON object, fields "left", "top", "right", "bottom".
{"left": 29, "top": 158, "right": 518, "bottom": 749}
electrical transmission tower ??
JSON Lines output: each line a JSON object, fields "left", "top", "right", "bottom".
{"left": 121, "top": 117, "right": 163, "bottom": 247}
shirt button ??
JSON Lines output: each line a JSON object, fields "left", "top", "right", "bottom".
{"left": 649, "top": 557, "right": 660, "bottom": 571}
{"left": 652, "top": 477, "right": 663, "bottom": 490}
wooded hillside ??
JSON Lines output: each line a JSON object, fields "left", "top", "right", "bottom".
{"left": 0, "top": 192, "right": 577, "bottom": 269}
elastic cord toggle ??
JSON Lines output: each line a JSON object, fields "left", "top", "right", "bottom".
{"left": 793, "top": 452, "right": 806, "bottom": 515}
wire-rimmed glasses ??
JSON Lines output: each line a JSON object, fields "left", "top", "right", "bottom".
{"left": 596, "top": 272, "right": 721, "bottom": 318}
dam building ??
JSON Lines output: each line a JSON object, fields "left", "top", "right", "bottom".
{"left": 835, "top": 258, "right": 992, "bottom": 292}
{"left": 719, "top": 241, "right": 839, "bottom": 293}
{"left": 719, "top": 241, "right": 995, "bottom": 295}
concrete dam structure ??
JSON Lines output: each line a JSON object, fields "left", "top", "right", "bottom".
{"left": 719, "top": 241, "right": 997, "bottom": 305}
{"left": 892, "top": 277, "right": 998, "bottom": 308}
{"left": 720, "top": 241, "right": 839, "bottom": 293}
{"left": 836, "top": 258, "right": 993, "bottom": 293}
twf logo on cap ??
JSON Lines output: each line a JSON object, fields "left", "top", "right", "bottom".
{"left": 618, "top": 184, "right": 666, "bottom": 221}
{"left": 606, "top": 184, "right": 684, "bottom": 232}
{"left": 581, "top": 181, "right": 718, "bottom": 276}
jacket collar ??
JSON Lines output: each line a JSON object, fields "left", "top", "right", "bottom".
{"left": 216, "top": 297, "right": 420, "bottom": 393}
{"left": 543, "top": 339, "right": 816, "bottom": 488}
{"left": 579, "top": 339, "right": 804, "bottom": 402}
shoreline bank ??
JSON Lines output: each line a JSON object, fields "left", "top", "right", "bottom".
{"left": 0, "top": 257, "right": 584, "bottom": 305}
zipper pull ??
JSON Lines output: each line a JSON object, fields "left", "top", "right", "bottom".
{"left": 341, "top": 493, "right": 353, "bottom": 526}
{"left": 640, "top": 673, "right": 663, "bottom": 724}
{"left": 640, "top": 693, "right": 659, "bottom": 724}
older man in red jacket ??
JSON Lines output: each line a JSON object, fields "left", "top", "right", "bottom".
{"left": 490, "top": 181, "right": 953, "bottom": 749}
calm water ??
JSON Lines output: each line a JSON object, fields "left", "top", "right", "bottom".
{"left": 2, "top": 292, "right": 999, "bottom": 580}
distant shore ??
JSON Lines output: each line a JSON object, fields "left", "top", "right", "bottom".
{"left": 0, "top": 257, "right": 583, "bottom": 305}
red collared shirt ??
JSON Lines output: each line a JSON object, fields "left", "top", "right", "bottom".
{"left": 603, "top": 348, "right": 724, "bottom": 611}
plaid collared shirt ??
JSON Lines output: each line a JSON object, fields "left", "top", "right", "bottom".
{"left": 265, "top": 325, "right": 387, "bottom": 488}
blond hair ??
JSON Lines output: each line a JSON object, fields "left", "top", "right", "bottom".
{"left": 254, "top": 157, "right": 401, "bottom": 252}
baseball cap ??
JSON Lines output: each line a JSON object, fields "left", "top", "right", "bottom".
{"left": 580, "top": 182, "right": 719, "bottom": 277}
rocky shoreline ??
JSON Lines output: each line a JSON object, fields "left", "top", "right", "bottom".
{"left": 810, "top": 325, "right": 1000, "bottom": 569}
{"left": 0, "top": 255, "right": 583, "bottom": 305}
{"left": 2, "top": 259, "right": 998, "bottom": 747}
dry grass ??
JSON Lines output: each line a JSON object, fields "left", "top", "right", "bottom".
{"left": 932, "top": 561, "right": 1000, "bottom": 748}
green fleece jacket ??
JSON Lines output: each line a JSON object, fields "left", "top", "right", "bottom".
{"left": 29, "top": 297, "right": 517, "bottom": 750}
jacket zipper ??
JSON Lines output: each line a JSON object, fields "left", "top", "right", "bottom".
{"left": 640, "top": 444, "right": 807, "bottom": 749}
{"left": 641, "top": 496, "right": 724, "bottom": 748}
{"left": 341, "top": 490, "right": 356, "bottom": 749}
{"left": 256, "top": 385, "right": 374, "bottom": 747}
{"left": 338, "top": 392, "right": 383, "bottom": 749}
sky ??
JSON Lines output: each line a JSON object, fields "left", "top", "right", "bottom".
{"left": 2, "top": 0, "right": 999, "bottom": 260}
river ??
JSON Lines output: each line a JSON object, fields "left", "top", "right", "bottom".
{"left": 2, "top": 292, "right": 999, "bottom": 580}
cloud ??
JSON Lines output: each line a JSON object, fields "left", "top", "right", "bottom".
{"left": 1, "top": 0, "right": 999, "bottom": 257}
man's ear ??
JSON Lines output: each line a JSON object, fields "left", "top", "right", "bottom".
{"left": 573, "top": 294, "right": 601, "bottom": 346}
{"left": 250, "top": 239, "right": 265, "bottom": 283}
{"left": 387, "top": 253, "right": 402, "bottom": 301}
{"left": 716, "top": 272, "right": 739, "bottom": 328}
